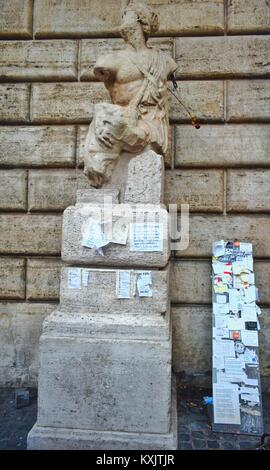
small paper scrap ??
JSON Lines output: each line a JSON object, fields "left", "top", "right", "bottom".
{"left": 68, "top": 268, "right": 81, "bottom": 289}
{"left": 116, "top": 271, "right": 131, "bottom": 299}
{"left": 240, "top": 243, "right": 253, "bottom": 254}
{"left": 241, "top": 330, "right": 259, "bottom": 347}
{"left": 244, "top": 348, "right": 258, "bottom": 364}
{"left": 137, "top": 271, "right": 153, "bottom": 297}
{"left": 213, "top": 240, "right": 225, "bottom": 258}
{"left": 213, "top": 303, "right": 230, "bottom": 315}
{"left": 111, "top": 218, "right": 129, "bottom": 245}
{"left": 82, "top": 269, "right": 90, "bottom": 287}
{"left": 216, "top": 294, "right": 227, "bottom": 304}
{"left": 82, "top": 218, "right": 109, "bottom": 250}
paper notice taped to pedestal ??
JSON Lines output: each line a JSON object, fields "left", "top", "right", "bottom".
{"left": 130, "top": 223, "right": 163, "bottom": 252}
{"left": 111, "top": 218, "right": 129, "bottom": 245}
{"left": 136, "top": 271, "right": 153, "bottom": 297}
{"left": 213, "top": 384, "right": 241, "bottom": 425}
{"left": 68, "top": 268, "right": 81, "bottom": 289}
{"left": 82, "top": 218, "right": 109, "bottom": 249}
{"left": 82, "top": 269, "right": 90, "bottom": 287}
{"left": 116, "top": 271, "right": 131, "bottom": 299}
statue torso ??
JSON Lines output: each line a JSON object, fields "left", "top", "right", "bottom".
{"left": 94, "top": 47, "right": 175, "bottom": 107}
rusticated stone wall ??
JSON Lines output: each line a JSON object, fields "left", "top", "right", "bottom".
{"left": 0, "top": 0, "right": 269, "bottom": 390}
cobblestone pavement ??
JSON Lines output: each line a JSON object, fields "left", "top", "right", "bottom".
{"left": 0, "top": 385, "right": 269, "bottom": 450}
{"left": 0, "top": 389, "right": 37, "bottom": 450}
{"left": 177, "top": 385, "right": 270, "bottom": 450}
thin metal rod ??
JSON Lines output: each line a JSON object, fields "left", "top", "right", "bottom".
{"left": 167, "top": 86, "right": 195, "bottom": 120}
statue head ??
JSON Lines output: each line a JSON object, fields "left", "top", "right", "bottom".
{"left": 120, "top": 1, "right": 159, "bottom": 43}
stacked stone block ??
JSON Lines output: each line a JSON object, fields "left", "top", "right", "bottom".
{"left": 0, "top": 0, "right": 269, "bottom": 391}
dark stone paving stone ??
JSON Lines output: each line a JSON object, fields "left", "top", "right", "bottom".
{"left": 191, "top": 431, "right": 205, "bottom": 439}
{"left": 0, "top": 439, "right": 9, "bottom": 447}
{"left": 193, "top": 439, "right": 207, "bottom": 450}
{"left": 240, "top": 436, "right": 260, "bottom": 442}
{"left": 188, "top": 411, "right": 208, "bottom": 421}
{"left": 179, "top": 433, "right": 191, "bottom": 442}
{"left": 239, "top": 441, "right": 256, "bottom": 450}
{"left": 207, "top": 440, "right": 220, "bottom": 449}
{"left": 191, "top": 421, "right": 209, "bottom": 431}
{"left": 222, "top": 441, "right": 238, "bottom": 450}
{"left": 0, "top": 429, "right": 10, "bottom": 439}
{"left": 179, "top": 443, "right": 193, "bottom": 450}
{"left": 208, "top": 431, "right": 223, "bottom": 439}
{"left": 4, "top": 439, "right": 24, "bottom": 450}
{"left": 220, "top": 433, "right": 239, "bottom": 441}
{"left": 178, "top": 424, "right": 189, "bottom": 431}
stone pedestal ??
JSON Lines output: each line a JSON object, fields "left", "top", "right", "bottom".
{"left": 28, "top": 151, "right": 177, "bottom": 450}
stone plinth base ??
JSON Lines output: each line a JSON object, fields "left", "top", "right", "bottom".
{"left": 27, "top": 172, "right": 177, "bottom": 449}
{"left": 34, "top": 308, "right": 172, "bottom": 433}
{"left": 28, "top": 382, "right": 177, "bottom": 450}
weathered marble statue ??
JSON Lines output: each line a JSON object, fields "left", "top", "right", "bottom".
{"left": 84, "top": 1, "right": 177, "bottom": 188}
